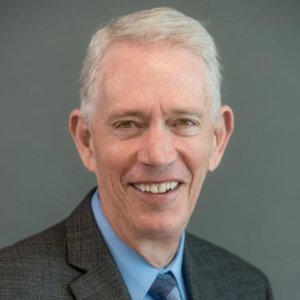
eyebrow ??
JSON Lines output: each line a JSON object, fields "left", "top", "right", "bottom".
{"left": 168, "top": 108, "right": 204, "bottom": 119}
{"left": 107, "top": 110, "right": 148, "bottom": 122}
{"left": 106, "top": 107, "right": 204, "bottom": 123}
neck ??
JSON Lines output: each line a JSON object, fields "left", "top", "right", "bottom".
{"left": 118, "top": 229, "right": 182, "bottom": 268}
{"left": 98, "top": 195, "right": 184, "bottom": 268}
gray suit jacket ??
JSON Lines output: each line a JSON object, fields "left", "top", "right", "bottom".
{"left": 0, "top": 189, "right": 273, "bottom": 299}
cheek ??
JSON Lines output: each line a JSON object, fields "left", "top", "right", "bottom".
{"left": 93, "top": 140, "right": 135, "bottom": 182}
{"left": 184, "top": 138, "right": 213, "bottom": 172}
{"left": 182, "top": 138, "right": 213, "bottom": 199}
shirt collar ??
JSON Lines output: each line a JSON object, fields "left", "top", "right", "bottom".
{"left": 91, "top": 190, "right": 186, "bottom": 300}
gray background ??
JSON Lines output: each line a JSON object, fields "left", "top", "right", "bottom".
{"left": 1, "top": 0, "right": 299, "bottom": 299}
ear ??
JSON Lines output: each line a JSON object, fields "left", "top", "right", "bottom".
{"left": 208, "top": 105, "right": 234, "bottom": 171}
{"left": 69, "top": 109, "right": 95, "bottom": 172}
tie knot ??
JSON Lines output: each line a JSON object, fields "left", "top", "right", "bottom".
{"left": 148, "top": 272, "right": 181, "bottom": 300}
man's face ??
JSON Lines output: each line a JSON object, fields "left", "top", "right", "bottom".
{"left": 81, "top": 43, "right": 224, "bottom": 245}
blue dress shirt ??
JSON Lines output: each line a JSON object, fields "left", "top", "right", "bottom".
{"left": 91, "top": 191, "right": 186, "bottom": 300}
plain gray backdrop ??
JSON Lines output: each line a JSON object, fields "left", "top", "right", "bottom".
{"left": 1, "top": 0, "right": 299, "bottom": 299}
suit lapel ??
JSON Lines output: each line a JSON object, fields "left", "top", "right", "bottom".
{"left": 69, "top": 267, "right": 130, "bottom": 300}
{"left": 65, "top": 189, "right": 131, "bottom": 300}
{"left": 183, "top": 234, "right": 219, "bottom": 300}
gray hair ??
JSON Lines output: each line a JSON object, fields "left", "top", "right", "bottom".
{"left": 80, "top": 7, "right": 222, "bottom": 123}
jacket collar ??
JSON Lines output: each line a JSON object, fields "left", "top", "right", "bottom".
{"left": 65, "top": 188, "right": 131, "bottom": 299}
{"left": 183, "top": 233, "right": 219, "bottom": 300}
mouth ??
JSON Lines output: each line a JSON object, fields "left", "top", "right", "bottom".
{"left": 132, "top": 181, "right": 179, "bottom": 194}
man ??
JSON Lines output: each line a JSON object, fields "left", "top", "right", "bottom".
{"left": 0, "top": 7, "right": 272, "bottom": 300}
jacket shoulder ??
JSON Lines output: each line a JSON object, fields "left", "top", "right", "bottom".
{"left": 185, "top": 233, "right": 273, "bottom": 299}
{"left": 0, "top": 221, "right": 79, "bottom": 299}
{"left": 0, "top": 220, "right": 67, "bottom": 261}
{"left": 186, "top": 232, "right": 262, "bottom": 270}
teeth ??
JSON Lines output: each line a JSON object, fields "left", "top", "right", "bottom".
{"left": 151, "top": 185, "right": 158, "bottom": 193}
{"left": 134, "top": 181, "right": 178, "bottom": 194}
{"left": 159, "top": 184, "right": 166, "bottom": 193}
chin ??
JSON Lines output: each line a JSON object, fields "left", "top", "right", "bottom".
{"left": 136, "top": 213, "right": 186, "bottom": 239}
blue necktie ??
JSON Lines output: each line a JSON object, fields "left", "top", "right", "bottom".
{"left": 148, "top": 272, "right": 181, "bottom": 300}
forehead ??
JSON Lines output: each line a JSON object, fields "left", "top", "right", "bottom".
{"left": 98, "top": 42, "right": 209, "bottom": 113}
{"left": 102, "top": 42, "right": 206, "bottom": 80}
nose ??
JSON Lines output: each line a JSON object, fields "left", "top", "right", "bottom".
{"left": 137, "top": 125, "right": 177, "bottom": 167}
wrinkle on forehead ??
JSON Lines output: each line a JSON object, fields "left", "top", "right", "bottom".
{"left": 97, "top": 42, "right": 211, "bottom": 118}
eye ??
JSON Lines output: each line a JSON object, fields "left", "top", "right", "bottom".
{"left": 174, "top": 118, "right": 198, "bottom": 127}
{"left": 114, "top": 120, "right": 137, "bottom": 129}
{"left": 113, "top": 120, "right": 144, "bottom": 137}
{"left": 171, "top": 118, "right": 201, "bottom": 136}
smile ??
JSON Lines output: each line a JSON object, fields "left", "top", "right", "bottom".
{"left": 133, "top": 181, "right": 179, "bottom": 194}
